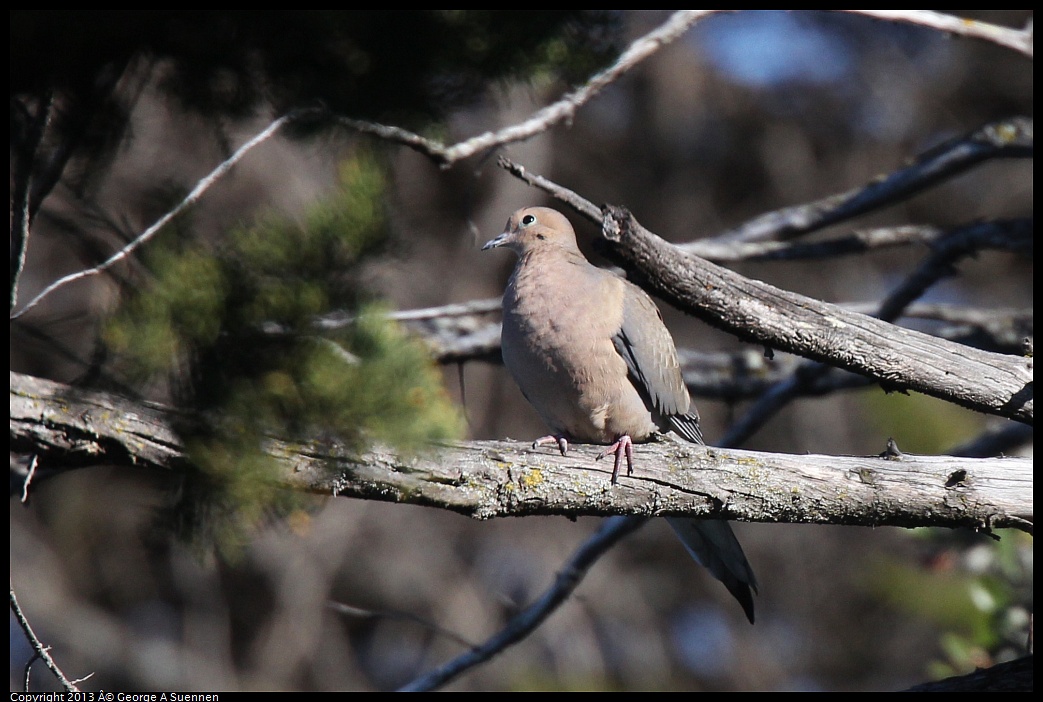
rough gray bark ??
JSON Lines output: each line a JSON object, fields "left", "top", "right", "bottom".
{"left": 11, "top": 371, "right": 1032, "bottom": 533}
{"left": 595, "top": 206, "right": 1033, "bottom": 425}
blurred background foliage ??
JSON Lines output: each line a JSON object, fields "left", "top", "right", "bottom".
{"left": 10, "top": 10, "right": 1032, "bottom": 691}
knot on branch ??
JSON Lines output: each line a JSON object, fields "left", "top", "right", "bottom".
{"left": 600, "top": 204, "right": 633, "bottom": 243}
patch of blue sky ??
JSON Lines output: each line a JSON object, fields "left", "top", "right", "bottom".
{"left": 692, "top": 11, "right": 854, "bottom": 87}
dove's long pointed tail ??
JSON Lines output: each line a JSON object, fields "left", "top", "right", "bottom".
{"left": 666, "top": 516, "right": 758, "bottom": 624}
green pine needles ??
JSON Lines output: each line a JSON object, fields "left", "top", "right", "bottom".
{"left": 105, "top": 151, "right": 462, "bottom": 551}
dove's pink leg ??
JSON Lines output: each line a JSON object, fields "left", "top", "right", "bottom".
{"left": 532, "top": 435, "right": 569, "bottom": 456}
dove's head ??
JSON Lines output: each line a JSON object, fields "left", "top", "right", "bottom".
{"left": 482, "top": 207, "right": 580, "bottom": 256}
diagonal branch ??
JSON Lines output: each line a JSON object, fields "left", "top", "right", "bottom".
{"left": 692, "top": 118, "right": 1032, "bottom": 246}
{"left": 720, "top": 218, "right": 1033, "bottom": 445}
{"left": 333, "top": 11, "right": 726, "bottom": 167}
{"left": 497, "top": 158, "right": 1033, "bottom": 424}
{"left": 399, "top": 515, "right": 645, "bottom": 691}
{"left": 599, "top": 205, "right": 1033, "bottom": 424}
{"left": 842, "top": 10, "right": 1034, "bottom": 58}
{"left": 9, "top": 93, "right": 54, "bottom": 311}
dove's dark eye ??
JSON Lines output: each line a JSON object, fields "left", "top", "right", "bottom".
{"left": 521, "top": 214, "right": 536, "bottom": 226}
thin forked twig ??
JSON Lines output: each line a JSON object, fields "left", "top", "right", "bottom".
{"left": 10, "top": 582, "right": 86, "bottom": 692}
{"left": 10, "top": 110, "right": 314, "bottom": 321}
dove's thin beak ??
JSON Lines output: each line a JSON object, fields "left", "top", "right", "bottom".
{"left": 481, "top": 231, "right": 511, "bottom": 251}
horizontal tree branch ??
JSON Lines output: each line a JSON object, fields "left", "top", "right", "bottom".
{"left": 683, "top": 224, "right": 959, "bottom": 262}
{"left": 398, "top": 299, "right": 1030, "bottom": 370}
{"left": 10, "top": 372, "right": 1032, "bottom": 534}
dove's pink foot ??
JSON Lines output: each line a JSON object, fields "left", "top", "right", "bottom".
{"left": 596, "top": 434, "right": 634, "bottom": 484}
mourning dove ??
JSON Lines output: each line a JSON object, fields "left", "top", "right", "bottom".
{"left": 484, "top": 206, "right": 758, "bottom": 623}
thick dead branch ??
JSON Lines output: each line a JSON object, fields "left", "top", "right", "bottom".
{"left": 10, "top": 372, "right": 1032, "bottom": 533}
{"left": 597, "top": 206, "right": 1033, "bottom": 424}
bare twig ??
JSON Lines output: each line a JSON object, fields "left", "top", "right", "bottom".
{"left": 499, "top": 156, "right": 601, "bottom": 220}
{"left": 398, "top": 516, "right": 645, "bottom": 691}
{"left": 10, "top": 581, "right": 82, "bottom": 692}
{"left": 20, "top": 455, "right": 38, "bottom": 504}
{"left": 874, "top": 218, "right": 1031, "bottom": 322}
{"left": 842, "top": 10, "right": 1034, "bottom": 58}
{"left": 681, "top": 222, "right": 1031, "bottom": 262}
{"left": 314, "top": 298, "right": 502, "bottom": 332}
{"left": 10, "top": 109, "right": 317, "bottom": 321}
{"left": 682, "top": 224, "right": 948, "bottom": 260}
{"left": 385, "top": 298, "right": 504, "bottom": 322}
{"left": 9, "top": 93, "right": 54, "bottom": 311}
{"left": 328, "top": 601, "right": 476, "bottom": 650}
{"left": 335, "top": 11, "right": 726, "bottom": 167}
{"left": 710, "top": 118, "right": 1032, "bottom": 245}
